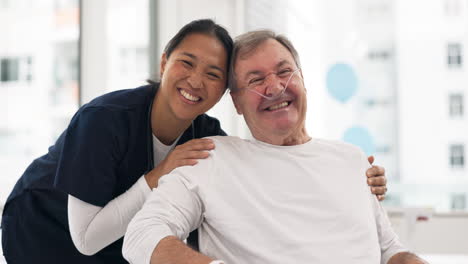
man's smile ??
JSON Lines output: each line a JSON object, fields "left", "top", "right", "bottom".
{"left": 265, "top": 101, "right": 291, "bottom": 111}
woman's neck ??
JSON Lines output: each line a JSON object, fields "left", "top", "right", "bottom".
{"left": 151, "top": 92, "right": 191, "bottom": 145}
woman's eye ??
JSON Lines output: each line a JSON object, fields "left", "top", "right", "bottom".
{"left": 208, "top": 72, "right": 221, "bottom": 79}
{"left": 181, "top": 60, "right": 193, "bottom": 67}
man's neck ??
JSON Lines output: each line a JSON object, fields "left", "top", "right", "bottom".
{"left": 253, "top": 126, "right": 311, "bottom": 146}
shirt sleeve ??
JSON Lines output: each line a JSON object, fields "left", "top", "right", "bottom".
{"left": 54, "top": 106, "right": 127, "bottom": 207}
{"left": 370, "top": 196, "right": 408, "bottom": 264}
{"left": 68, "top": 175, "right": 151, "bottom": 256}
{"left": 358, "top": 151, "right": 407, "bottom": 264}
{"left": 123, "top": 164, "right": 208, "bottom": 264}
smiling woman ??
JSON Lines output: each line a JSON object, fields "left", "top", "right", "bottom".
{"left": 1, "top": 19, "right": 233, "bottom": 263}
{"left": 155, "top": 33, "right": 229, "bottom": 136}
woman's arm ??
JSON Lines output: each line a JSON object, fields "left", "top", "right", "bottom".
{"left": 68, "top": 176, "right": 151, "bottom": 255}
{"left": 366, "top": 156, "right": 388, "bottom": 201}
{"left": 67, "top": 138, "right": 215, "bottom": 255}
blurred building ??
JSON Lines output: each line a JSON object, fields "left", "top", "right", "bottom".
{"left": 300, "top": 0, "right": 468, "bottom": 211}
{"left": 0, "top": 0, "right": 149, "bottom": 205}
{"left": 395, "top": 0, "right": 468, "bottom": 210}
{"left": 0, "top": 0, "right": 79, "bottom": 204}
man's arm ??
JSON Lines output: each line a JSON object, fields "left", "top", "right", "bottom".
{"left": 371, "top": 194, "right": 408, "bottom": 264}
{"left": 123, "top": 169, "right": 211, "bottom": 263}
{"left": 370, "top": 196, "right": 430, "bottom": 264}
{"left": 150, "top": 236, "right": 213, "bottom": 264}
{"left": 388, "top": 252, "right": 429, "bottom": 264}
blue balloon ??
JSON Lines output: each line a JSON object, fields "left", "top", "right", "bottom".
{"left": 343, "top": 126, "right": 375, "bottom": 155}
{"left": 326, "top": 63, "right": 358, "bottom": 103}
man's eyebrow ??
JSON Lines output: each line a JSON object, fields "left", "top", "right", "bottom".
{"left": 244, "top": 60, "right": 293, "bottom": 79}
{"left": 276, "top": 60, "right": 292, "bottom": 68}
{"left": 245, "top": 70, "right": 263, "bottom": 79}
{"left": 180, "top": 52, "right": 224, "bottom": 74}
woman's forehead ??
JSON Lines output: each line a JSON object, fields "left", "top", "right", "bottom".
{"left": 172, "top": 33, "right": 228, "bottom": 68}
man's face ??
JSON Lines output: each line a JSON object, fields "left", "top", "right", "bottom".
{"left": 231, "top": 39, "right": 307, "bottom": 143}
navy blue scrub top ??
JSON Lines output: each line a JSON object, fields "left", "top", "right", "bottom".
{"left": 2, "top": 84, "right": 226, "bottom": 263}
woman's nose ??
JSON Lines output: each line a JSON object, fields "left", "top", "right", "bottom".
{"left": 187, "top": 72, "right": 204, "bottom": 89}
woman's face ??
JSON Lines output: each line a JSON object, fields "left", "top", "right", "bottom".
{"left": 159, "top": 33, "right": 228, "bottom": 122}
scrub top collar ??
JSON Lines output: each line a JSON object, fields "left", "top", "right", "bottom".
{"left": 145, "top": 84, "right": 196, "bottom": 174}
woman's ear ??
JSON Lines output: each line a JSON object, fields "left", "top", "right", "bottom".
{"left": 160, "top": 53, "right": 168, "bottom": 79}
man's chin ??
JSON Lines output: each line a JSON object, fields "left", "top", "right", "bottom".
{"left": 265, "top": 119, "right": 298, "bottom": 134}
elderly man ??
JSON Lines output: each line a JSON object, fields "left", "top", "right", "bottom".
{"left": 123, "top": 30, "right": 427, "bottom": 264}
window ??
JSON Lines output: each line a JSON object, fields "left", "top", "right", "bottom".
{"left": 358, "top": 0, "right": 392, "bottom": 21}
{"left": 445, "top": 0, "right": 463, "bottom": 16}
{"left": 0, "top": 58, "right": 19, "bottom": 82}
{"left": 447, "top": 43, "right": 463, "bottom": 68}
{"left": 0, "top": 57, "right": 32, "bottom": 83}
{"left": 119, "top": 47, "right": 148, "bottom": 76}
{"left": 451, "top": 193, "right": 466, "bottom": 210}
{"left": 0, "top": 1, "right": 79, "bottom": 206}
{"left": 104, "top": 0, "right": 149, "bottom": 92}
{"left": 1, "top": 58, "right": 20, "bottom": 82}
{"left": 449, "top": 93, "right": 464, "bottom": 117}
{"left": 368, "top": 50, "right": 391, "bottom": 61}
{"left": 450, "top": 144, "right": 465, "bottom": 168}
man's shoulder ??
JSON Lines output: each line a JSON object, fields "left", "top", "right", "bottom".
{"left": 202, "top": 136, "right": 254, "bottom": 159}
{"left": 313, "top": 138, "right": 365, "bottom": 156}
{"left": 205, "top": 136, "right": 247, "bottom": 149}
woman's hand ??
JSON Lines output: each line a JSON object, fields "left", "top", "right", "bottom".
{"left": 366, "top": 156, "right": 388, "bottom": 201}
{"left": 144, "top": 138, "right": 215, "bottom": 189}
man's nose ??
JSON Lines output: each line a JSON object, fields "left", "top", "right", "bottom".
{"left": 264, "top": 76, "right": 285, "bottom": 98}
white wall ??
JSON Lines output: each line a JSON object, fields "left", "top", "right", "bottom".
{"left": 388, "top": 208, "right": 468, "bottom": 254}
{"left": 80, "top": 0, "right": 108, "bottom": 104}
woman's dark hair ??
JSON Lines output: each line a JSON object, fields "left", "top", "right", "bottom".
{"left": 148, "top": 19, "right": 233, "bottom": 85}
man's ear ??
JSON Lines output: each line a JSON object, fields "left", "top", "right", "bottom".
{"left": 230, "top": 91, "right": 243, "bottom": 115}
{"left": 160, "top": 53, "right": 168, "bottom": 78}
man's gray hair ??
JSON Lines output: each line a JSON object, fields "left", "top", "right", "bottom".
{"left": 228, "top": 30, "right": 302, "bottom": 92}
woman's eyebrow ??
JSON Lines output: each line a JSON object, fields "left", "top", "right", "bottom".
{"left": 181, "top": 52, "right": 197, "bottom": 59}
{"left": 181, "top": 52, "right": 224, "bottom": 74}
{"left": 208, "top": 65, "right": 224, "bottom": 75}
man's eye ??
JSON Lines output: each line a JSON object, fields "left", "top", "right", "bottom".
{"left": 249, "top": 77, "right": 264, "bottom": 85}
{"left": 278, "top": 69, "right": 292, "bottom": 77}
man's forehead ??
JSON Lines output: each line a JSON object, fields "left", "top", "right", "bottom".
{"left": 239, "top": 39, "right": 291, "bottom": 60}
{"left": 236, "top": 40, "right": 293, "bottom": 68}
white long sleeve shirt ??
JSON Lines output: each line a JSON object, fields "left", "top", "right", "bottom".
{"left": 68, "top": 134, "right": 177, "bottom": 255}
{"left": 123, "top": 136, "right": 407, "bottom": 264}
